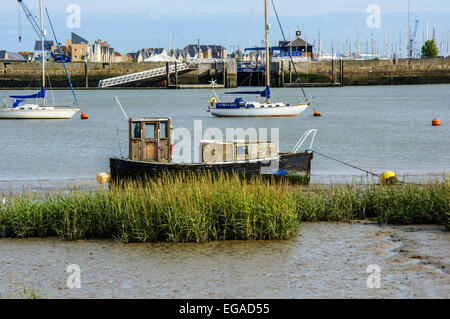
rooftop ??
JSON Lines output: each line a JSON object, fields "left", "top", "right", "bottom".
{"left": 34, "top": 40, "right": 54, "bottom": 51}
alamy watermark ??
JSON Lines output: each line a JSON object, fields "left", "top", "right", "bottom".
{"left": 366, "top": 264, "right": 381, "bottom": 288}
{"left": 66, "top": 264, "right": 81, "bottom": 289}
{"left": 66, "top": 4, "right": 81, "bottom": 29}
{"left": 366, "top": 4, "right": 381, "bottom": 29}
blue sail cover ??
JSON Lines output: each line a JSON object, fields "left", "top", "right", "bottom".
{"left": 12, "top": 99, "right": 25, "bottom": 108}
{"left": 224, "top": 86, "right": 271, "bottom": 99}
{"left": 10, "top": 87, "right": 45, "bottom": 99}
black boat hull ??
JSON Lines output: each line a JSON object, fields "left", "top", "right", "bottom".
{"left": 110, "top": 152, "right": 313, "bottom": 184}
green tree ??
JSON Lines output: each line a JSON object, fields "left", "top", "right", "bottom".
{"left": 421, "top": 40, "right": 439, "bottom": 58}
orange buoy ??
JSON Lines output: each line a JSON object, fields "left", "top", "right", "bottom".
{"left": 81, "top": 111, "right": 88, "bottom": 120}
{"left": 432, "top": 119, "right": 441, "bottom": 126}
{"left": 313, "top": 111, "right": 321, "bottom": 117}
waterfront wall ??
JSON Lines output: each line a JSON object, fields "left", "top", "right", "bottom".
{"left": 0, "top": 61, "right": 237, "bottom": 88}
{"left": 274, "top": 58, "right": 450, "bottom": 86}
{"left": 0, "top": 58, "right": 448, "bottom": 89}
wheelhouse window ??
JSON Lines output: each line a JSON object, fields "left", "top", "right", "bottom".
{"left": 132, "top": 122, "right": 141, "bottom": 139}
{"left": 145, "top": 123, "right": 156, "bottom": 139}
{"left": 236, "top": 146, "right": 248, "bottom": 155}
{"left": 160, "top": 121, "right": 168, "bottom": 139}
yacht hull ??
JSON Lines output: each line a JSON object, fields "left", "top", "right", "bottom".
{"left": 210, "top": 103, "right": 308, "bottom": 117}
{"left": 0, "top": 107, "right": 80, "bottom": 119}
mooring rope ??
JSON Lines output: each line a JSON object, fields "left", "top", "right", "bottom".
{"left": 308, "top": 149, "right": 442, "bottom": 186}
{"left": 308, "top": 149, "right": 380, "bottom": 177}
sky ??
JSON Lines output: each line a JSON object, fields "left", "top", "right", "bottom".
{"left": 1, "top": 0, "right": 449, "bottom": 56}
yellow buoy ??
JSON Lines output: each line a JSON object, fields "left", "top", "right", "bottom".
{"left": 209, "top": 98, "right": 217, "bottom": 106}
{"left": 96, "top": 172, "right": 111, "bottom": 184}
{"left": 380, "top": 171, "right": 397, "bottom": 184}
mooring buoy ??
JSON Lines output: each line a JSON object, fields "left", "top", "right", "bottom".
{"left": 97, "top": 172, "right": 111, "bottom": 184}
{"left": 380, "top": 171, "right": 397, "bottom": 184}
{"left": 81, "top": 111, "right": 88, "bottom": 120}
{"left": 313, "top": 111, "right": 321, "bottom": 117}
{"left": 432, "top": 119, "right": 441, "bottom": 126}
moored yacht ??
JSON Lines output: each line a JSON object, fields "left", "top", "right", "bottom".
{"left": 0, "top": 0, "right": 80, "bottom": 120}
{"left": 208, "top": 0, "right": 310, "bottom": 118}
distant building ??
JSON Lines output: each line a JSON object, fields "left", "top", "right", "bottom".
{"left": 51, "top": 33, "right": 90, "bottom": 62}
{"left": 241, "top": 51, "right": 264, "bottom": 64}
{"left": 34, "top": 40, "right": 54, "bottom": 61}
{"left": 278, "top": 33, "right": 313, "bottom": 60}
{"left": 112, "top": 51, "right": 131, "bottom": 63}
{"left": 151, "top": 48, "right": 167, "bottom": 56}
{"left": 68, "top": 32, "right": 90, "bottom": 61}
{"left": 183, "top": 45, "right": 199, "bottom": 60}
{"left": 168, "top": 49, "right": 184, "bottom": 62}
{"left": 91, "top": 39, "right": 115, "bottom": 62}
{"left": 19, "top": 51, "right": 34, "bottom": 61}
{"left": 127, "top": 52, "right": 138, "bottom": 62}
{"left": 136, "top": 48, "right": 168, "bottom": 63}
{"left": 0, "top": 50, "right": 27, "bottom": 62}
{"left": 183, "top": 44, "right": 227, "bottom": 60}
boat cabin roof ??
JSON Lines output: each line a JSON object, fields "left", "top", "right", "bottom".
{"left": 129, "top": 117, "right": 171, "bottom": 122}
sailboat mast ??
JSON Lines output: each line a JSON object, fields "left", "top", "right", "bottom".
{"left": 264, "top": 0, "right": 270, "bottom": 101}
{"left": 39, "top": 0, "right": 45, "bottom": 105}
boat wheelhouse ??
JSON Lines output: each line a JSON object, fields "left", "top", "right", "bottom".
{"left": 110, "top": 117, "right": 316, "bottom": 184}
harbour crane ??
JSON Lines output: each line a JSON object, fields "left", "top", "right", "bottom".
{"left": 17, "top": 0, "right": 71, "bottom": 62}
{"left": 409, "top": 19, "right": 419, "bottom": 58}
{"left": 17, "top": 0, "right": 42, "bottom": 40}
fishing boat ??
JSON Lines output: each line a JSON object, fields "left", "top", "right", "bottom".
{"left": 110, "top": 117, "right": 316, "bottom": 184}
{"left": 0, "top": 0, "right": 79, "bottom": 120}
{"left": 207, "top": 0, "right": 310, "bottom": 117}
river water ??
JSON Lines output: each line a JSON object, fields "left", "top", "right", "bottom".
{"left": 0, "top": 85, "right": 449, "bottom": 299}
{"left": 0, "top": 223, "right": 448, "bottom": 298}
{"left": 0, "top": 84, "right": 449, "bottom": 191}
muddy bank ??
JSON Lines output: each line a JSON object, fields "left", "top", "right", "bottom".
{"left": 0, "top": 222, "right": 448, "bottom": 298}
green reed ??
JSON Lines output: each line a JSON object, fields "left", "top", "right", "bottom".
{"left": 0, "top": 274, "right": 43, "bottom": 299}
{"left": 0, "top": 173, "right": 448, "bottom": 242}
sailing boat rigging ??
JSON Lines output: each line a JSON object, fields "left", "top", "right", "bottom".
{"left": 0, "top": 0, "right": 80, "bottom": 119}
{"left": 208, "top": 0, "right": 310, "bottom": 117}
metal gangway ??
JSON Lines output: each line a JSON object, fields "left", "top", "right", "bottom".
{"left": 98, "top": 63, "right": 194, "bottom": 88}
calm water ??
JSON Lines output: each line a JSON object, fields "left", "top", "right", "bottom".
{"left": 0, "top": 84, "right": 449, "bottom": 190}
{"left": 0, "top": 86, "right": 449, "bottom": 299}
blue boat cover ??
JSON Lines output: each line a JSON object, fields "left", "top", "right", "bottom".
{"left": 10, "top": 87, "right": 45, "bottom": 99}
{"left": 216, "top": 97, "right": 246, "bottom": 109}
{"left": 12, "top": 99, "right": 25, "bottom": 108}
{"left": 224, "top": 86, "right": 271, "bottom": 99}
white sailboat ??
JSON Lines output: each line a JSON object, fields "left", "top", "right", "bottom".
{"left": 208, "top": 0, "right": 310, "bottom": 117}
{"left": 0, "top": 0, "right": 79, "bottom": 120}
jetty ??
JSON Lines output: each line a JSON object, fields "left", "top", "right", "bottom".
{"left": 98, "top": 62, "right": 194, "bottom": 88}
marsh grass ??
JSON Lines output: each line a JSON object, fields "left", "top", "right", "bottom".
{"left": 0, "top": 173, "right": 448, "bottom": 242}
{"left": 0, "top": 274, "right": 43, "bottom": 299}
